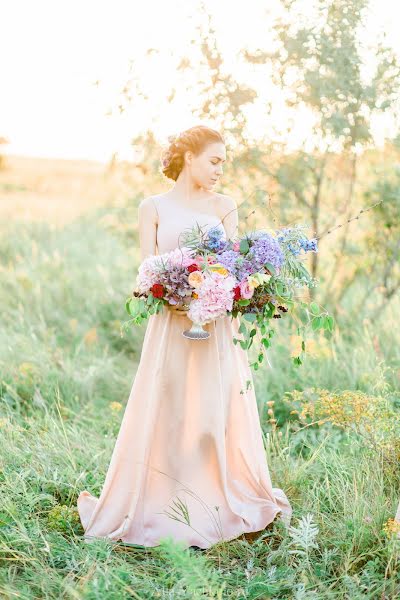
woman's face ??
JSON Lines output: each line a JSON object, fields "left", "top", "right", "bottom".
{"left": 187, "top": 142, "right": 226, "bottom": 190}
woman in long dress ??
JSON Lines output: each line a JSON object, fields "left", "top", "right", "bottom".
{"left": 77, "top": 125, "right": 292, "bottom": 549}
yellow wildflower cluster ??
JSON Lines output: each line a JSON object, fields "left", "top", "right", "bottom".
{"left": 285, "top": 387, "right": 400, "bottom": 469}
{"left": 383, "top": 518, "right": 400, "bottom": 538}
{"left": 287, "top": 387, "right": 394, "bottom": 429}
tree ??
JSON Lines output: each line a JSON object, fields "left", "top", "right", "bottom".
{"left": 358, "top": 154, "right": 400, "bottom": 313}
{"left": 243, "top": 0, "right": 400, "bottom": 299}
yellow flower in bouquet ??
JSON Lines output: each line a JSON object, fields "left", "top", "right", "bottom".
{"left": 250, "top": 273, "right": 272, "bottom": 286}
{"left": 208, "top": 263, "right": 228, "bottom": 276}
{"left": 247, "top": 275, "right": 262, "bottom": 290}
{"left": 188, "top": 270, "right": 204, "bottom": 288}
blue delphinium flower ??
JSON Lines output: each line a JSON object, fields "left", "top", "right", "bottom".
{"left": 277, "top": 226, "right": 318, "bottom": 256}
{"left": 287, "top": 242, "right": 301, "bottom": 256}
{"left": 248, "top": 234, "right": 284, "bottom": 271}
{"left": 206, "top": 226, "right": 227, "bottom": 252}
{"left": 300, "top": 238, "right": 318, "bottom": 252}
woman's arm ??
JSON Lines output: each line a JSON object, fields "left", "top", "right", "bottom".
{"left": 138, "top": 197, "right": 158, "bottom": 261}
{"left": 217, "top": 195, "right": 239, "bottom": 241}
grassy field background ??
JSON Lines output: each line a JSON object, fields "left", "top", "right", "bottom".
{"left": 0, "top": 154, "right": 399, "bottom": 599}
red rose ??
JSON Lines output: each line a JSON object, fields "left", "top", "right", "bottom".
{"left": 233, "top": 285, "right": 241, "bottom": 300}
{"left": 188, "top": 263, "right": 200, "bottom": 273}
{"left": 150, "top": 283, "right": 164, "bottom": 298}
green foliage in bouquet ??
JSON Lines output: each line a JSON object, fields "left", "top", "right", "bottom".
{"left": 123, "top": 291, "right": 164, "bottom": 329}
{"left": 222, "top": 224, "right": 335, "bottom": 369}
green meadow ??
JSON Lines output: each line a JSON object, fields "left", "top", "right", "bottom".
{"left": 0, "top": 153, "right": 398, "bottom": 599}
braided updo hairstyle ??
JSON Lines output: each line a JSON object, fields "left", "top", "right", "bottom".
{"left": 160, "top": 125, "right": 225, "bottom": 181}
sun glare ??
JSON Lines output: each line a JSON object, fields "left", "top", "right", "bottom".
{"left": 0, "top": 0, "right": 398, "bottom": 162}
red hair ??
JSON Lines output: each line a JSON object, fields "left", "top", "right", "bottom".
{"left": 160, "top": 125, "right": 224, "bottom": 181}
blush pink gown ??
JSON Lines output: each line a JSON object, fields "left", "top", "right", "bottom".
{"left": 77, "top": 198, "right": 292, "bottom": 549}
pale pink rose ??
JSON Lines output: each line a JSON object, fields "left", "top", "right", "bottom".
{"left": 239, "top": 279, "right": 255, "bottom": 299}
{"left": 233, "top": 241, "right": 240, "bottom": 251}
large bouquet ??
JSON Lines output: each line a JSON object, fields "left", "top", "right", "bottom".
{"left": 123, "top": 223, "right": 334, "bottom": 370}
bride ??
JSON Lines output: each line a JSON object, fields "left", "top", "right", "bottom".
{"left": 77, "top": 124, "right": 292, "bottom": 549}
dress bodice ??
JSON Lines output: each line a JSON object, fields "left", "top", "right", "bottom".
{"left": 152, "top": 196, "right": 227, "bottom": 255}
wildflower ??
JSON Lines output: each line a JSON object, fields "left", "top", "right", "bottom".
{"left": 110, "top": 402, "right": 123, "bottom": 412}
{"left": 383, "top": 518, "right": 400, "bottom": 537}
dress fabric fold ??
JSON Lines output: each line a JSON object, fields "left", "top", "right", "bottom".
{"left": 77, "top": 199, "right": 292, "bottom": 548}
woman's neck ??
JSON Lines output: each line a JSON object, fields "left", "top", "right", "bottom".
{"left": 170, "top": 173, "right": 213, "bottom": 206}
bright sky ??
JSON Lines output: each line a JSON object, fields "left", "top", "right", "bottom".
{"left": 1, "top": 0, "right": 399, "bottom": 162}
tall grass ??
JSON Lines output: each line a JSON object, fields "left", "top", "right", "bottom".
{"left": 0, "top": 157, "right": 398, "bottom": 598}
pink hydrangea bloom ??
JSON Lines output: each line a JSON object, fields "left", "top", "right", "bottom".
{"left": 187, "top": 271, "right": 236, "bottom": 324}
{"left": 136, "top": 255, "right": 162, "bottom": 293}
{"left": 167, "top": 246, "right": 196, "bottom": 268}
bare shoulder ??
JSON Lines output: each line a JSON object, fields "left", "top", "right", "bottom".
{"left": 138, "top": 194, "right": 162, "bottom": 225}
{"left": 213, "top": 193, "right": 237, "bottom": 218}
{"left": 139, "top": 194, "right": 161, "bottom": 209}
